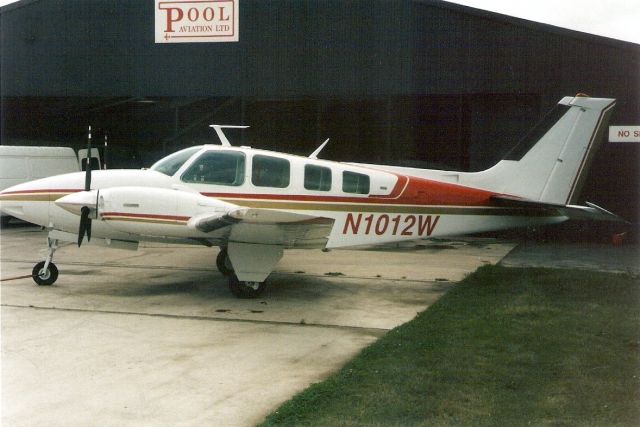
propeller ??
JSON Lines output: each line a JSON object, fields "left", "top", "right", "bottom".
{"left": 103, "top": 134, "right": 108, "bottom": 170}
{"left": 78, "top": 126, "right": 93, "bottom": 247}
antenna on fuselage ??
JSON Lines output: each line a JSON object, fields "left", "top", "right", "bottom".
{"left": 209, "top": 125, "right": 249, "bottom": 147}
{"left": 308, "top": 138, "right": 330, "bottom": 160}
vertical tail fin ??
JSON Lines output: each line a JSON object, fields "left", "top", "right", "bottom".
{"left": 351, "top": 95, "right": 615, "bottom": 207}
{"left": 477, "top": 95, "right": 616, "bottom": 205}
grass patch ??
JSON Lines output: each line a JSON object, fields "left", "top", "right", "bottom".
{"left": 260, "top": 266, "right": 640, "bottom": 426}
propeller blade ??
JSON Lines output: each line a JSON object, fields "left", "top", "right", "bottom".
{"left": 86, "top": 217, "right": 92, "bottom": 242}
{"left": 85, "top": 126, "right": 92, "bottom": 191}
{"left": 78, "top": 206, "right": 92, "bottom": 247}
{"left": 103, "top": 134, "right": 108, "bottom": 170}
{"left": 85, "top": 162, "right": 91, "bottom": 190}
{"left": 78, "top": 126, "right": 95, "bottom": 247}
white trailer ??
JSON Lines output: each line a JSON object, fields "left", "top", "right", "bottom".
{"left": 0, "top": 146, "right": 100, "bottom": 226}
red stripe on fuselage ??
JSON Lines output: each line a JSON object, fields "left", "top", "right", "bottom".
{"left": 100, "top": 212, "right": 190, "bottom": 222}
{"left": 1, "top": 175, "right": 495, "bottom": 208}
{"left": 399, "top": 176, "right": 493, "bottom": 206}
{"left": 203, "top": 175, "right": 494, "bottom": 207}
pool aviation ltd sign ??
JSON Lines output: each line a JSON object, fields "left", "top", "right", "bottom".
{"left": 155, "top": 0, "right": 239, "bottom": 43}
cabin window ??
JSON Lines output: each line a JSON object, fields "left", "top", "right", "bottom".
{"left": 181, "top": 151, "right": 245, "bottom": 186}
{"left": 342, "top": 171, "right": 370, "bottom": 194}
{"left": 252, "top": 155, "right": 290, "bottom": 188}
{"left": 304, "top": 164, "right": 332, "bottom": 191}
{"left": 151, "top": 146, "right": 201, "bottom": 176}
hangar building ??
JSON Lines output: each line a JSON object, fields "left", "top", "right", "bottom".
{"left": 1, "top": 0, "right": 639, "bottom": 226}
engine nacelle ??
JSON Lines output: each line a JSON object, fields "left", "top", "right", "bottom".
{"left": 96, "top": 186, "right": 237, "bottom": 237}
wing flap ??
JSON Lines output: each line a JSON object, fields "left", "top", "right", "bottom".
{"left": 188, "top": 206, "right": 335, "bottom": 248}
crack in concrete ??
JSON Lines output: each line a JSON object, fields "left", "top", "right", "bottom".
{"left": 1, "top": 303, "right": 389, "bottom": 336}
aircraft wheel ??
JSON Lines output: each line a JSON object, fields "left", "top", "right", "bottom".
{"left": 32, "top": 261, "right": 58, "bottom": 286}
{"left": 216, "top": 248, "right": 234, "bottom": 276}
{"left": 228, "top": 274, "right": 266, "bottom": 299}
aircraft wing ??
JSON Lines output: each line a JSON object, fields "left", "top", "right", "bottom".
{"left": 188, "top": 207, "right": 335, "bottom": 248}
{"left": 491, "top": 195, "right": 626, "bottom": 223}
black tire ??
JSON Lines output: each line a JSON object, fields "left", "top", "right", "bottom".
{"left": 216, "top": 248, "right": 234, "bottom": 276}
{"left": 32, "top": 261, "right": 58, "bottom": 286}
{"left": 228, "top": 274, "right": 266, "bottom": 299}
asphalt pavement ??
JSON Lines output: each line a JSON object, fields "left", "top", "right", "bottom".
{"left": 5, "top": 223, "right": 635, "bottom": 426}
{"left": 500, "top": 241, "right": 640, "bottom": 274}
{"left": 1, "top": 225, "right": 514, "bottom": 426}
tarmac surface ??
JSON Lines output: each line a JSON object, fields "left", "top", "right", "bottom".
{"left": 1, "top": 224, "right": 514, "bottom": 427}
{"left": 500, "top": 241, "right": 640, "bottom": 274}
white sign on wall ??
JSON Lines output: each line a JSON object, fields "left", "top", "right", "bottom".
{"left": 155, "top": 0, "right": 239, "bottom": 43}
{"left": 609, "top": 126, "right": 640, "bottom": 143}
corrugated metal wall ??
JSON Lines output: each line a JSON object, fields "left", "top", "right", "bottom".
{"left": 1, "top": 0, "right": 638, "bottom": 224}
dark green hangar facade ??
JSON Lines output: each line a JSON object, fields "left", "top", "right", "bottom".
{"left": 1, "top": 0, "right": 639, "bottom": 225}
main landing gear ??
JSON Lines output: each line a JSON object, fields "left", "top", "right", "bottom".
{"left": 228, "top": 275, "right": 267, "bottom": 299}
{"left": 33, "top": 238, "right": 59, "bottom": 286}
{"left": 216, "top": 247, "right": 267, "bottom": 299}
{"left": 216, "top": 248, "right": 234, "bottom": 277}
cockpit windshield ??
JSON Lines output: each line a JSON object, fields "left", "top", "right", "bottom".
{"left": 150, "top": 146, "right": 202, "bottom": 176}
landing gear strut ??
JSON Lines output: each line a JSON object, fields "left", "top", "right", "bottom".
{"left": 216, "top": 248, "right": 234, "bottom": 276}
{"left": 228, "top": 273, "right": 266, "bottom": 299}
{"left": 33, "top": 238, "right": 59, "bottom": 286}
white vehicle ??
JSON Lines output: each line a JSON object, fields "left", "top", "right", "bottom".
{"left": 0, "top": 95, "right": 623, "bottom": 297}
{"left": 0, "top": 145, "right": 100, "bottom": 226}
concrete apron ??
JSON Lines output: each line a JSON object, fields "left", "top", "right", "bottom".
{"left": 1, "top": 226, "right": 514, "bottom": 426}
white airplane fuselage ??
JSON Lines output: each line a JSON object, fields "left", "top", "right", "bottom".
{"left": 0, "top": 95, "right": 619, "bottom": 297}
{"left": 0, "top": 146, "right": 565, "bottom": 248}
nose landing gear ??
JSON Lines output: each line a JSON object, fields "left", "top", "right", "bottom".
{"left": 33, "top": 238, "right": 59, "bottom": 286}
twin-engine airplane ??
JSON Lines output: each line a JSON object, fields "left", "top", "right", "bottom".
{"left": 0, "top": 95, "right": 622, "bottom": 297}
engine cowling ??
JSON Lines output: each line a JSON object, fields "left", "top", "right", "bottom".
{"left": 93, "top": 186, "right": 237, "bottom": 237}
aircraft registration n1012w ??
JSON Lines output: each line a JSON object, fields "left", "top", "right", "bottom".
{"left": 0, "top": 95, "right": 624, "bottom": 298}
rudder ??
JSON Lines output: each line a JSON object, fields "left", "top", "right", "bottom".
{"left": 473, "top": 95, "right": 616, "bottom": 204}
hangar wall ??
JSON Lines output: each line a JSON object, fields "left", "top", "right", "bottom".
{"left": 1, "top": 0, "right": 639, "bottom": 224}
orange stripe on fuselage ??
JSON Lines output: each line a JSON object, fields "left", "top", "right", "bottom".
{"left": 0, "top": 189, "right": 80, "bottom": 202}
{"left": 100, "top": 212, "right": 190, "bottom": 223}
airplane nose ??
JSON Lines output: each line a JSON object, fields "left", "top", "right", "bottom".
{"left": 55, "top": 190, "right": 99, "bottom": 216}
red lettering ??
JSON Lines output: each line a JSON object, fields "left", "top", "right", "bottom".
{"left": 375, "top": 215, "right": 389, "bottom": 235}
{"left": 401, "top": 215, "right": 416, "bottom": 236}
{"left": 219, "top": 6, "right": 230, "bottom": 21}
{"left": 634, "top": 130, "right": 640, "bottom": 137}
{"left": 417, "top": 215, "right": 440, "bottom": 236}
{"left": 343, "top": 213, "right": 362, "bottom": 234}
{"left": 203, "top": 7, "right": 215, "bottom": 21}
{"left": 391, "top": 215, "right": 401, "bottom": 235}
{"left": 187, "top": 7, "right": 199, "bottom": 21}
{"left": 618, "top": 130, "right": 630, "bottom": 137}
{"left": 164, "top": 7, "right": 183, "bottom": 33}
{"left": 342, "top": 213, "right": 440, "bottom": 237}
{"left": 364, "top": 214, "right": 374, "bottom": 235}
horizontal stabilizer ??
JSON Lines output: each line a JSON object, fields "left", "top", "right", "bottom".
{"left": 567, "top": 202, "right": 628, "bottom": 223}
{"left": 491, "top": 195, "right": 626, "bottom": 222}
